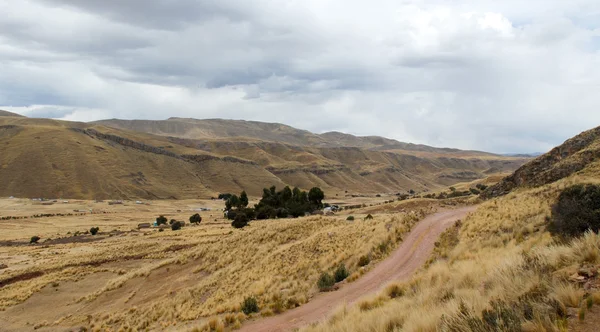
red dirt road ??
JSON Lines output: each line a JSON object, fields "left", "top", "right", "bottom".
{"left": 240, "top": 206, "right": 476, "bottom": 332}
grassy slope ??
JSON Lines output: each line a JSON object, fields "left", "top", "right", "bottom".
{"left": 303, "top": 127, "right": 600, "bottom": 332}
{"left": 0, "top": 117, "right": 526, "bottom": 199}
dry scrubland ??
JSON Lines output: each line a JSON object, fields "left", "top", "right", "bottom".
{"left": 303, "top": 163, "right": 600, "bottom": 332}
{"left": 0, "top": 197, "right": 437, "bottom": 331}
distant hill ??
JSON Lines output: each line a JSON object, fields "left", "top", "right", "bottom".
{"left": 0, "top": 116, "right": 528, "bottom": 199}
{"left": 93, "top": 118, "right": 494, "bottom": 155}
{"left": 483, "top": 126, "right": 600, "bottom": 198}
{"left": 0, "top": 110, "right": 25, "bottom": 117}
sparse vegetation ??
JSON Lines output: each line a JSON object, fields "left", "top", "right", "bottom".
{"left": 346, "top": 216, "right": 355, "bottom": 221}
{"left": 171, "top": 221, "right": 182, "bottom": 231}
{"left": 334, "top": 264, "right": 349, "bottom": 282}
{"left": 231, "top": 212, "right": 249, "bottom": 228}
{"left": 156, "top": 215, "right": 167, "bottom": 225}
{"left": 30, "top": 236, "right": 40, "bottom": 244}
{"left": 189, "top": 213, "right": 202, "bottom": 224}
{"left": 357, "top": 255, "right": 370, "bottom": 267}
{"left": 89, "top": 227, "right": 99, "bottom": 235}
{"left": 318, "top": 272, "right": 335, "bottom": 291}
{"left": 241, "top": 296, "right": 259, "bottom": 315}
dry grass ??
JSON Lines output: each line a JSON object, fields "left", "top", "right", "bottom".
{"left": 0, "top": 197, "right": 426, "bottom": 331}
{"left": 302, "top": 166, "right": 600, "bottom": 332}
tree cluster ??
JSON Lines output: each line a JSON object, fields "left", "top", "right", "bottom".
{"left": 225, "top": 186, "right": 325, "bottom": 228}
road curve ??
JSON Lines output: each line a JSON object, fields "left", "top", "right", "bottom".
{"left": 239, "top": 206, "right": 476, "bottom": 332}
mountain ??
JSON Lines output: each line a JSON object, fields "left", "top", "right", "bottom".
{"left": 93, "top": 117, "right": 494, "bottom": 155}
{"left": 0, "top": 110, "right": 25, "bottom": 117}
{"left": 0, "top": 116, "right": 528, "bottom": 199}
{"left": 483, "top": 125, "right": 600, "bottom": 198}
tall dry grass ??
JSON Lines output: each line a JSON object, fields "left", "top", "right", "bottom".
{"left": 303, "top": 171, "right": 600, "bottom": 332}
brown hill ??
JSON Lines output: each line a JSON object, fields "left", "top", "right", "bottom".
{"left": 483, "top": 125, "right": 600, "bottom": 198}
{"left": 0, "top": 110, "right": 25, "bottom": 117}
{"left": 0, "top": 117, "right": 527, "bottom": 199}
{"left": 94, "top": 118, "right": 494, "bottom": 155}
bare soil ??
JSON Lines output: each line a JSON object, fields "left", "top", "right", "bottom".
{"left": 239, "top": 206, "right": 476, "bottom": 332}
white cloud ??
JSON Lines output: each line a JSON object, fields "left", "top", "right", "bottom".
{"left": 1, "top": 0, "right": 599, "bottom": 153}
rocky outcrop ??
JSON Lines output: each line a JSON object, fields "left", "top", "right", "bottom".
{"left": 482, "top": 126, "right": 600, "bottom": 198}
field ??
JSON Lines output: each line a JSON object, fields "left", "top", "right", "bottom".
{"left": 0, "top": 196, "right": 446, "bottom": 331}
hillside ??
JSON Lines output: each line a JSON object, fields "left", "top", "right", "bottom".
{"left": 483, "top": 125, "right": 600, "bottom": 198}
{"left": 0, "top": 110, "right": 24, "bottom": 118}
{"left": 0, "top": 117, "right": 527, "bottom": 199}
{"left": 302, "top": 134, "right": 600, "bottom": 330}
{"left": 94, "top": 118, "right": 494, "bottom": 155}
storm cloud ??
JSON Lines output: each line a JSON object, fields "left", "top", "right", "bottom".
{"left": 1, "top": 0, "right": 599, "bottom": 153}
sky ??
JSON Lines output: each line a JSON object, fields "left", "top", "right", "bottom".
{"left": 1, "top": 0, "right": 599, "bottom": 153}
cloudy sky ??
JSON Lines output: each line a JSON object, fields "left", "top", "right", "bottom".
{"left": 1, "top": 0, "right": 599, "bottom": 153}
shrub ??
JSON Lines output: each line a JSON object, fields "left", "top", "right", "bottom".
{"left": 365, "top": 214, "right": 374, "bottom": 220}
{"left": 241, "top": 296, "right": 259, "bottom": 315}
{"left": 171, "top": 221, "right": 182, "bottom": 231}
{"left": 548, "top": 184, "right": 600, "bottom": 238}
{"left": 346, "top": 216, "right": 355, "bottom": 221}
{"left": 189, "top": 213, "right": 202, "bottom": 224}
{"left": 358, "top": 255, "right": 370, "bottom": 267}
{"left": 232, "top": 213, "right": 249, "bottom": 228}
{"left": 334, "top": 264, "right": 349, "bottom": 282}
{"left": 169, "top": 219, "right": 177, "bottom": 225}
{"left": 317, "top": 272, "right": 335, "bottom": 291}
{"left": 469, "top": 188, "right": 481, "bottom": 195}
{"left": 30, "top": 236, "right": 40, "bottom": 244}
{"left": 156, "top": 215, "right": 168, "bottom": 225}
{"left": 476, "top": 183, "right": 488, "bottom": 191}
{"left": 158, "top": 228, "right": 164, "bottom": 232}
{"left": 90, "top": 227, "right": 99, "bottom": 235}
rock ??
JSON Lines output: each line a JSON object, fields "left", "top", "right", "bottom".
{"left": 578, "top": 267, "right": 598, "bottom": 278}
{"left": 569, "top": 273, "right": 586, "bottom": 282}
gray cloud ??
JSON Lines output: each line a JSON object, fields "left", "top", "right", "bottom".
{"left": 1, "top": 0, "right": 600, "bottom": 153}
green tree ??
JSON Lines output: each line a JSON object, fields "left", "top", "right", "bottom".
{"left": 240, "top": 191, "right": 249, "bottom": 208}
{"left": 308, "top": 187, "right": 325, "bottom": 208}
{"left": 226, "top": 195, "right": 240, "bottom": 210}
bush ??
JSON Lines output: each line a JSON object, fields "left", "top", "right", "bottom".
{"left": 30, "top": 236, "right": 40, "bottom": 244}
{"left": 476, "top": 183, "right": 488, "bottom": 191}
{"left": 346, "top": 216, "right": 355, "bottom": 221}
{"left": 171, "top": 221, "right": 182, "bottom": 231}
{"left": 232, "top": 213, "right": 249, "bottom": 228}
{"left": 317, "top": 272, "right": 335, "bottom": 291}
{"left": 334, "top": 264, "right": 349, "bottom": 282}
{"left": 470, "top": 188, "right": 481, "bottom": 195}
{"left": 241, "top": 296, "right": 259, "bottom": 315}
{"left": 90, "top": 227, "right": 99, "bottom": 235}
{"left": 358, "top": 255, "right": 370, "bottom": 267}
{"left": 189, "top": 213, "right": 202, "bottom": 224}
{"left": 365, "top": 214, "right": 374, "bottom": 220}
{"left": 548, "top": 184, "right": 600, "bottom": 238}
{"left": 156, "top": 215, "right": 168, "bottom": 225}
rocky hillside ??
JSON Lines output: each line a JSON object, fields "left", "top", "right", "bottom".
{"left": 483, "top": 125, "right": 600, "bottom": 198}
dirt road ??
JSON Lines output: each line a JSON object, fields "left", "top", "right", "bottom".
{"left": 239, "top": 206, "right": 476, "bottom": 332}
